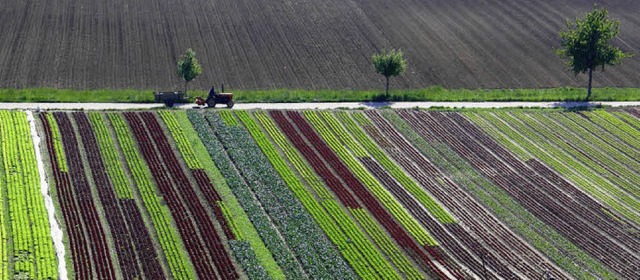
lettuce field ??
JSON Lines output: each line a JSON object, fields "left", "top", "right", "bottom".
{"left": 0, "top": 107, "right": 639, "bottom": 279}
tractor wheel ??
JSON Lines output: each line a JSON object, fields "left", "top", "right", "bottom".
{"left": 227, "top": 101, "right": 234, "bottom": 108}
{"left": 165, "top": 101, "right": 174, "bottom": 108}
{"left": 208, "top": 101, "right": 216, "bottom": 108}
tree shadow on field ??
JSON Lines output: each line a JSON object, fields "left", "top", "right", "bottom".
{"left": 552, "top": 101, "right": 604, "bottom": 111}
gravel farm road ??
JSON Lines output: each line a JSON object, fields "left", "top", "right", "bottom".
{"left": 0, "top": 101, "right": 639, "bottom": 111}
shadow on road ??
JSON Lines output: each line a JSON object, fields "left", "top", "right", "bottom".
{"left": 359, "top": 101, "right": 394, "bottom": 108}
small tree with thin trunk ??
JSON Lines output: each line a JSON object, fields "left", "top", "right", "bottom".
{"left": 177, "top": 48, "right": 202, "bottom": 94}
{"left": 373, "top": 49, "right": 406, "bottom": 98}
{"left": 556, "top": 5, "right": 630, "bottom": 100}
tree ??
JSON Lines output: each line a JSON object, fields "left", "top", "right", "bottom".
{"left": 176, "top": 48, "right": 202, "bottom": 94}
{"left": 372, "top": 49, "right": 406, "bottom": 98}
{"left": 556, "top": 5, "right": 631, "bottom": 100}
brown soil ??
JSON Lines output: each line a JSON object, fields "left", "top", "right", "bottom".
{"left": 0, "top": 0, "right": 638, "bottom": 90}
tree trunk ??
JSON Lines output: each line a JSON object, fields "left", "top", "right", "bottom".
{"left": 587, "top": 67, "right": 593, "bottom": 101}
{"left": 385, "top": 76, "right": 390, "bottom": 98}
{"left": 184, "top": 81, "right": 188, "bottom": 95}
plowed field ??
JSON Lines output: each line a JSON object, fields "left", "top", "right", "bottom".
{"left": 0, "top": 0, "right": 638, "bottom": 90}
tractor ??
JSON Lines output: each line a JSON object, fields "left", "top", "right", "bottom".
{"left": 195, "top": 85, "right": 234, "bottom": 108}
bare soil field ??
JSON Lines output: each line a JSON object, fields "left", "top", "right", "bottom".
{"left": 0, "top": 0, "right": 638, "bottom": 90}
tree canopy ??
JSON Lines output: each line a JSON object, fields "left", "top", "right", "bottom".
{"left": 177, "top": 48, "right": 202, "bottom": 94}
{"left": 556, "top": 5, "right": 631, "bottom": 100}
{"left": 372, "top": 49, "right": 406, "bottom": 98}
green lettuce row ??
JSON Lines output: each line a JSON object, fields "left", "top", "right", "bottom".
{"left": 158, "top": 111, "right": 202, "bottom": 169}
{"left": 45, "top": 113, "right": 67, "bottom": 172}
{"left": 586, "top": 110, "right": 640, "bottom": 149}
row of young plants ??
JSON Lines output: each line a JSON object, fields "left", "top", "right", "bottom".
{"left": 366, "top": 110, "right": 533, "bottom": 279}
{"left": 530, "top": 112, "right": 640, "bottom": 196}
{"left": 478, "top": 111, "right": 640, "bottom": 223}
{"left": 260, "top": 111, "right": 424, "bottom": 279}
{"left": 44, "top": 113, "right": 67, "bottom": 172}
{"left": 332, "top": 111, "right": 455, "bottom": 224}
{"left": 615, "top": 110, "right": 640, "bottom": 130}
{"left": 0, "top": 111, "right": 58, "bottom": 279}
{"left": 277, "top": 110, "right": 448, "bottom": 279}
{"left": 107, "top": 113, "right": 196, "bottom": 280}
{"left": 159, "top": 111, "right": 275, "bottom": 279}
{"left": 551, "top": 112, "right": 640, "bottom": 183}
{"left": 388, "top": 110, "right": 617, "bottom": 280}
{"left": 421, "top": 111, "right": 639, "bottom": 279}
{"left": 0, "top": 112, "right": 5, "bottom": 280}
{"left": 585, "top": 110, "right": 640, "bottom": 149}
{"left": 507, "top": 111, "right": 640, "bottom": 214}
{"left": 205, "top": 110, "right": 356, "bottom": 279}
{"left": 304, "top": 111, "right": 436, "bottom": 246}
{"left": 186, "top": 110, "right": 305, "bottom": 280}
{"left": 237, "top": 110, "right": 399, "bottom": 280}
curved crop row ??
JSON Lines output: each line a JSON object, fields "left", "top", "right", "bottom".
{"left": 304, "top": 111, "right": 436, "bottom": 246}
{"left": 205, "top": 111, "right": 356, "bottom": 279}
{"left": 238, "top": 110, "right": 398, "bottom": 280}
{"left": 255, "top": 111, "right": 423, "bottom": 279}
{"left": 333, "top": 111, "right": 455, "bottom": 224}
{"left": 108, "top": 113, "right": 196, "bottom": 280}
{"left": 186, "top": 110, "right": 305, "bottom": 280}
{"left": 0, "top": 111, "right": 58, "bottom": 279}
{"left": 391, "top": 110, "right": 617, "bottom": 279}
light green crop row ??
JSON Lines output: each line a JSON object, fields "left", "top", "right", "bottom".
{"left": 88, "top": 113, "right": 133, "bottom": 199}
{"left": 334, "top": 111, "right": 455, "bottom": 224}
{"left": 542, "top": 112, "right": 640, "bottom": 192}
{"left": 0, "top": 112, "right": 5, "bottom": 280}
{"left": 1, "top": 111, "right": 58, "bottom": 279}
{"left": 475, "top": 111, "right": 639, "bottom": 224}
{"left": 241, "top": 111, "right": 401, "bottom": 279}
{"left": 587, "top": 111, "right": 640, "bottom": 149}
{"left": 509, "top": 111, "right": 640, "bottom": 205}
{"left": 613, "top": 111, "right": 640, "bottom": 130}
{"left": 158, "top": 111, "right": 202, "bottom": 169}
{"left": 108, "top": 113, "right": 196, "bottom": 280}
{"left": 45, "top": 113, "right": 67, "bottom": 172}
{"left": 304, "top": 111, "right": 437, "bottom": 246}
{"left": 170, "top": 111, "right": 283, "bottom": 280}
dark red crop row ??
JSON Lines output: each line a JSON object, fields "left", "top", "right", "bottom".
{"left": 270, "top": 110, "right": 453, "bottom": 279}
{"left": 366, "top": 110, "right": 540, "bottom": 279}
{"left": 74, "top": 112, "right": 165, "bottom": 279}
{"left": 53, "top": 112, "right": 117, "bottom": 280}
{"left": 191, "top": 169, "right": 235, "bottom": 240}
{"left": 126, "top": 112, "right": 238, "bottom": 280}
{"left": 415, "top": 111, "right": 639, "bottom": 279}
{"left": 626, "top": 108, "right": 640, "bottom": 118}
{"left": 40, "top": 113, "right": 94, "bottom": 280}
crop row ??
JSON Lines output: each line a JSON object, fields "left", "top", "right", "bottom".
{"left": 0, "top": 114, "right": 5, "bottom": 280}
{"left": 522, "top": 112, "right": 640, "bottom": 197}
{"left": 76, "top": 112, "right": 169, "bottom": 279}
{"left": 616, "top": 110, "right": 640, "bottom": 130}
{"left": 419, "top": 111, "right": 639, "bottom": 279}
{"left": 333, "top": 111, "right": 455, "bottom": 224}
{"left": 367, "top": 110, "right": 537, "bottom": 279}
{"left": 551, "top": 112, "right": 640, "bottom": 193}
{"left": 274, "top": 110, "right": 448, "bottom": 279}
{"left": 586, "top": 110, "right": 640, "bottom": 149}
{"left": 54, "top": 112, "right": 117, "bottom": 280}
{"left": 174, "top": 111, "right": 284, "bottom": 280}
{"left": 205, "top": 111, "right": 355, "bottom": 279}
{"left": 0, "top": 111, "right": 57, "bottom": 279}
{"left": 304, "top": 111, "right": 436, "bottom": 247}
{"left": 186, "top": 110, "right": 304, "bottom": 280}
{"left": 159, "top": 111, "right": 236, "bottom": 241}
{"left": 45, "top": 113, "right": 67, "bottom": 172}
{"left": 509, "top": 111, "right": 640, "bottom": 207}
{"left": 254, "top": 110, "right": 424, "bottom": 278}
{"left": 107, "top": 113, "right": 196, "bottom": 280}
{"left": 316, "top": 111, "right": 471, "bottom": 277}
{"left": 126, "top": 112, "right": 238, "bottom": 279}
{"left": 238, "top": 111, "right": 398, "bottom": 279}
{"left": 480, "top": 111, "right": 640, "bottom": 223}
{"left": 446, "top": 111, "right": 640, "bottom": 264}
{"left": 455, "top": 112, "right": 619, "bottom": 279}
{"left": 123, "top": 111, "right": 221, "bottom": 278}
{"left": 40, "top": 112, "right": 92, "bottom": 279}
{"left": 258, "top": 110, "right": 422, "bottom": 279}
